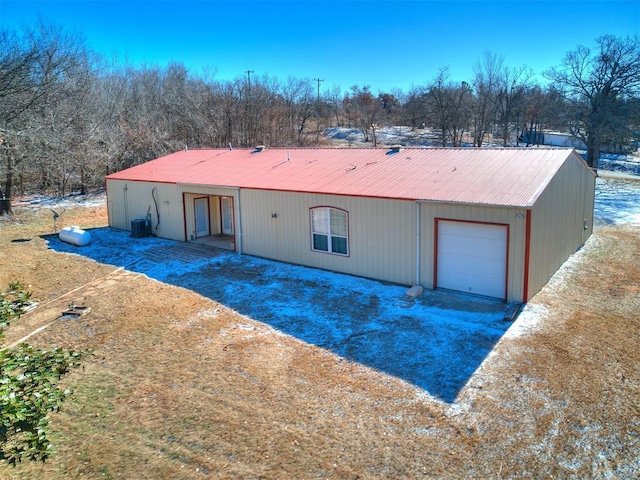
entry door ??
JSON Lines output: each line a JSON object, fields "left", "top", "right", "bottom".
{"left": 194, "top": 197, "right": 210, "bottom": 237}
{"left": 436, "top": 220, "right": 508, "bottom": 299}
{"left": 221, "top": 197, "right": 234, "bottom": 235}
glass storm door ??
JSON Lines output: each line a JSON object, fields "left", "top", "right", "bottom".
{"left": 194, "top": 197, "right": 209, "bottom": 237}
{"left": 221, "top": 197, "right": 234, "bottom": 235}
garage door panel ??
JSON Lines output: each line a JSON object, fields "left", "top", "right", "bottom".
{"left": 439, "top": 232, "right": 506, "bottom": 251}
{"left": 438, "top": 252, "right": 500, "bottom": 274}
{"left": 437, "top": 221, "right": 507, "bottom": 299}
{"left": 467, "top": 255, "right": 504, "bottom": 273}
{"left": 438, "top": 247, "right": 496, "bottom": 260}
{"left": 439, "top": 271, "right": 503, "bottom": 296}
{"left": 474, "top": 236, "right": 507, "bottom": 253}
{"left": 441, "top": 223, "right": 505, "bottom": 239}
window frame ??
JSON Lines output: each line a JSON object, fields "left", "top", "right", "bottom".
{"left": 310, "top": 206, "right": 349, "bottom": 256}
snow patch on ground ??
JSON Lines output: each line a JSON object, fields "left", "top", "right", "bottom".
{"left": 594, "top": 177, "right": 640, "bottom": 228}
{"left": 325, "top": 126, "right": 441, "bottom": 147}
{"left": 13, "top": 190, "right": 106, "bottom": 210}
{"left": 598, "top": 151, "right": 640, "bottom": 176}
{"left": 48, "top": 226, "right": 509, "bottom": 403}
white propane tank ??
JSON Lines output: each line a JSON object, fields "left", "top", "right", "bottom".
{"left": 59, "top": 226, "right": 92, "bottom": 247}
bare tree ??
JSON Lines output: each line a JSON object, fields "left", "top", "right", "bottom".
{"left": 494, "top": 65, "right": 532, "bottom": 146}
{"left": 0, "top": 23, "right": 91, "bottom": 213}
{"left": 471, "top": 51, "right": 502, "bottom": 147}
{"left": 426, "top": 69, "right": 451, "bottom": 146}
{"left": 323, "top": 85, "right": 345, "bottom": 127}
{"left": 425, "top": 68, "right": 472, "bottom": 147}
{"left": 546, "top": 35, "right": 640, "bottom": 168}
{"left": 520, "top": 86, "right": 545, "bottom": 145}
{"left": 343, "top": 85, "right": 382, "bottom": 143}
{"left": 378, "top": 91, "right": 402, "bottom": 125}
{"left": 401, "top": 87, "right": 425, "bottom": 131}
{"left": 281, "top": 77, "right": 315, "bottom": 145}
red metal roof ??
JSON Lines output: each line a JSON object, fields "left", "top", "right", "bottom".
{"left": 105, "top": 147, "right": 586, "bottom": 208}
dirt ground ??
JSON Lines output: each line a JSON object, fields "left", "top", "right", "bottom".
{"left": 0, "top": 201, "right": 638, "bottom": 479}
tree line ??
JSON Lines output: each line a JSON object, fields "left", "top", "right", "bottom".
{"left": 1, "top": 22, "right": 639, "bottom": 214}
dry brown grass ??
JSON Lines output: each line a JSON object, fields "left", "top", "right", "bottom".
{"left": 0, "top": 202, "right": 638, "bottom": 479}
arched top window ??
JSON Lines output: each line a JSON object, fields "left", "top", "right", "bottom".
{"left": 310, "top": 207, "right": 349, "bottom": 256}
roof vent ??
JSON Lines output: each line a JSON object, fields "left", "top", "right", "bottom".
{"left": 254, "top": 145, "right": 266, "bottom": 152}
{"left": 387, "top": 144, "right": 403, "bottom": 155}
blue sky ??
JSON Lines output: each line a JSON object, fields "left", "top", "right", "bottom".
{"left": 1, "top": 0, "right": 639, "bottom": 94}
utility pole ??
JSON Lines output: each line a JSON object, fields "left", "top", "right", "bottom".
{"left": 245, "top": 70, "right": 254, "bottom": 88}
{"left": 314, "top": 78, "right": 324, "bottom": 101}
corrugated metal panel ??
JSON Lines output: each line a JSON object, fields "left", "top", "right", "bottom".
{"left": 106, "top": 147, "right": 574, "bottom": 208}
{"left": 239, "top": 189, "right": 416, "bottom": 286}
{"left": 418, "top": 203, "right": 526, "bottom": 303}
{"left": 106, "top": 179, "right": 185, "bottom": 241}
{"left": 526, "top": 152, "right": 596, "bottom": 300}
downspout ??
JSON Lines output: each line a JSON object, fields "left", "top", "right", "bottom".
{"left": 181, "top": 192, "right": 188, "bottom": 242}
{"left": 123, "top": 184, "right": 129, "bottom": 228}
{"left": 415, "top": 201, "right": 421, "bottom": 285}
{"left": 105, "top": 179, "right": 111, "bottom": 227}
{"left": 236, "top": 188, "right": 243, "bottom": 254}
{"left": 523, "top": 209, "right": 532, "bottom": 303}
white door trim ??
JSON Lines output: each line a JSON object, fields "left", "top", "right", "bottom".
{"left": 221, "top": 196, "right": 234, "bottom": 235}
{"left": 194, "top": 197, "right": 210, "bottom": 238}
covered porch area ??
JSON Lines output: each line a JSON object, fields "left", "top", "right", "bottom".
{"left": 191, "top": 233, "right": 235, "bottom": 251}
{"left": 183, "top": 192, "right": 236, "bottom": 251}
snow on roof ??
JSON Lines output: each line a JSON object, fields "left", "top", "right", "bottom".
{"left": 105, "top": 147, "right": 586, "bottom": 208}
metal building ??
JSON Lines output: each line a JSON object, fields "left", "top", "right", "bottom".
{"left": 105, "top": 147, "right": 595, "bottom": 303}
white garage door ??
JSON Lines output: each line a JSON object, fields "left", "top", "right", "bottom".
{"left": 437, "top": 220, "right": 508, "bottom": 299}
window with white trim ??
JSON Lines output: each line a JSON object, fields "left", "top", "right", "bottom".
{"left": 310, "top": 207, "right": 348, "bottom": 255}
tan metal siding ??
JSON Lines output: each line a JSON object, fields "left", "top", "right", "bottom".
{"left": 178, "top": 185, "right": 238, "bottom": 197}
{"left": 240, "top": 189, "right": 416, "bottom": 286}
{"left": 106, "top": 180, "right": 185, "bottom": 240}
{"left": 106, "top": 179, "right": 128, "bottom": 230}
{"left": 582, "top": 167, "right": 596, "bottom": 240}
{"left": 418, "top": 203, "right": 527, "bottom": 303}
{"left": 527, "top": 154, "right": 596, "bottom": 300}
{"left": 107, "top": 180, "right": 242, "bottom": 242}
